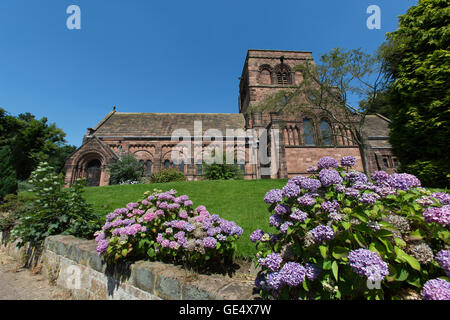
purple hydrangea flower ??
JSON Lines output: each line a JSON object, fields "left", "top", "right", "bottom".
{"left": 304, "top": 263, "right": 321, "bottom": 281}
{"left": 280, "top": 221, "right": 293, "bottom": 234}
{"left": 259, "top": 253, "right": 283, "bottom": 272}
{"left": 317, "top": 156, "right": 339, "bottom": 169}
{"left": 311, "top": 225, "right": 335, "bottom": 242}
{"left": 421, "top": 279, "right": 450, "bottom": 300}
{"left": 300, "top": 178, "right": 322, "bottom": 191}
{"left": 266, "top": 272, "right": 283, "bottom": 290}
{"left": 290, "top": 209, "right": 308, "bottom": 222}
{"left": 250, "top": 229, "right": 264, "bottom": 243}
{"left": 96, "top": 239, "right": 109, "bottom": 255}
{"left": 282, "top": 182, "right": 301, "bottom": 198}
{"left": 288, "top": 176, "right": 304, "bottom": 185}
{"left": 358, "top": 193, "right": 380, "bottom": 205}
{"left": 436, "top": 250, "right": 450, "bottom": 276}
{"left": 216, "top": 234, "right": 227, "bottom": 242}
{"left": 321, "top": 200, "right": 340, "bottom": 213}
{"left": 203, "top": 237, "right": 217, "bottom": 249}
{"left": 423, "top": 206, "right": 450, "bottom": 226}
{"left": 341, "top": 156, "right": 357, "bottom": 167}
{"left": 279, "top": 262, "right": 306, "bottom": 286}
{"left": 371, "top": 171, "right": 389, "bottom": 185}
{"left": 318, "top": 169, "right": 343, "bottom": 187}
{"left": 269, "top": 214, "right": 282, "bottom": 227}
{"left": 386, "top": 173, "right": 421, "bottom": 190}
{"left": 348, "top": 249, "right": 389, "bottom": 282}
{"left": 344, "top": 171, "right": 368, "bottom": 184}
{"left": 335, "top": 184, "right": 345, "bottom": 193}
{"left": 274, "top": 204, "right": 291, "bottom": 215}
{"left": 431, "top": 192, "right": 450, "bottom": 205}
{"left": 306, "top": 166, "right": 318, "bottom": 173}
{"left": 297, "top": 194, "right": 316, "bottom": 206}
{"left": 264, "top": 189, "right": 283, "bottom": 204}
{"left": 345, "top": 188, "right": 360, "bottom": 198}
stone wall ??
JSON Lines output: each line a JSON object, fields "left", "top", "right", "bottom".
{"left": 0, "top": 233, "right": 255, "bottom": 300}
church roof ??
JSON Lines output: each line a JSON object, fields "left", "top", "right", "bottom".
{"left": 90, "top": 112, "right": 246, "bottom": 137}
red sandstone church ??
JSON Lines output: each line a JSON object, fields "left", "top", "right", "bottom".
{"left": 64, "top": 50, "right": 397, "bottom": 187}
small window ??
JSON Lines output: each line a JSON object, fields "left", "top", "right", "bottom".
{"left": 146, "top": 160, "right": 152, "bottom": 176}
{"left": 303, "top": 119, "right": 315, "bottom": 146}
{"left": 382, "top": 156, "right": 390, "bottom": 168}
{"left": 393, "top": 158, "right": 399, "bottom": 168}
{"left": 179, "top": 160, "right": 184, "bottom": 173}
{"left": 197, "top": 164, "right": 202, "bottom": 175}
{"left": 164, "top": 160, "right": 170, "bottom": 169}
{"left": 277, "top": 72, "right": 290, "bottom": 85}
{"left": 320, "top": 120, "right": 333, "bottom": 146}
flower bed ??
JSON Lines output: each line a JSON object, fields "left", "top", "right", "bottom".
{"left": 94, "top": 189, "right": 243, "bottom": 272}
{"left": 252, "top": 156, "right": 450, "bottom": 300}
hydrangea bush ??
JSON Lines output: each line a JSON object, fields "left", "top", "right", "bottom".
{"left": 94, "top": 189, "right": 243, "bottom": 271}
{"left": 252, "top": 156, "right": 450, "bottom": 300}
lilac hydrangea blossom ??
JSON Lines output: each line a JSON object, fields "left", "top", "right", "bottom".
{"left": 348, "top": 249, "right": 389, "bottom": 282}
{"left": 259, "top": 253, "right": 283, "bottom": 272}
{"left": 269, "top": 214, "right": 282, "bottom": 227}
{"left": 280, "top": 221, "right": 293, "bottom": 234}
{"left": 321, "top": 200, "right": 340, "bottom": 213}
{"left": 358, "top": 193, "right": 381, "bottom": 205}
{"left": 274, "top": 204, "right": 291, "bottom": 215}
{"left": 317, "top": 156, "right": 339, "bottom": 169}
{"left": 266, "top": 272, "right": 283, "bottom": 290}
{"left": 311, "top": 225, "right": 335, "bottom": 242}
{"left": 203, "top": 237, "right": 217, "bottom": 249}
{"left": 282, "top": 182, "right": 301, "bottom": 198}
{"left": 306, "top": 166, "right": 318, "bottom": 173}
{"left": 279, "top": 262, "right": 306, "bottom": 286}
{"left": 421, "top": 278, "right": 450, "bottom": 300}
{"left": 344, "top": 171, "right": 368, "bottom": 184}
{"left": 386, "top": 173, "right": 421, "bottom": 190}
{"left": 250, "top": 229, "right": 264, "bottom": 243}
{"left": 423, "top": 206, "right": 450, "bottom": 226}
{"left": 300, "top": 178, "right": 322, "bottom": 191}
{"left": 436, "top": 250, "right": 450, "bottom": 276}
{"left": 297, "top": 194, "right": 316, "bottom": 206}
{"left": 431, "top": 192, "right": 450, "bottom": 205}
{"left": 304, "top": 263, "right": 321, "bottom": 281}
{"left": 340, "top": 156, "right": 357, "bottom": 167}
{"left": 318, "top": 169, "right": 343, "bottom": 187}
{"left": 289, "top": 209, "right": 308, "bottom": 222}
{"left": 264, "top": 189, "right": 283, "bottom": 204}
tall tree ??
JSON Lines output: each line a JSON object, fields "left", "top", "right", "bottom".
{"left": 383, "top": 0, "right": 450, "bottom": 187}
{"left": 0, "top": 107, "right": 71, "bottom": 180}
{"left": 0, "top": 146, "right": 18, "bottom": 200}
{"left": 254, "top": 48, "right": 390, "bottom": 175}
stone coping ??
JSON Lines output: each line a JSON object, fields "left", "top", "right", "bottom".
{"left": 41, "top": 235, "right": 256, "bottom": 300}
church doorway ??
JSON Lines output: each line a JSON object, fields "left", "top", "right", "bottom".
{"left": 86, "top": 159, "right": 102, "bottom": 186}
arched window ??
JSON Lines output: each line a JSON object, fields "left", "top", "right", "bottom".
{"left": 274, "top": 64, "right": 292, "bottom": 85}
{"left": 146, "top": 160, "right": 152, "bottom": 176}
{"left": 179, "top": 160, "right": 184, "bottom": 173}
{"left": 164, "top": 160, "right": 170, "bottom": 169}
{"left": 139, "top": 160, "right": 145, "bottom": 176}
{"left": 320, "top": 120, "right": 333, "bottom": 146}
{"left": 303, "top": 118, "right": 315, "bottom": 145}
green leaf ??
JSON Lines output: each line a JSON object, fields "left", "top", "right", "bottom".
{"left": 353, "top": 232, "right": 366, "bottom": 247}
{"left": 319, "top": 245, "right": 328, "bottom": 259}
{"left": 332, "top": 246, "right": 349, "bottom": 260}
{"left": 332, "top": 261, "right": 339, "bottom": 281}
{"left": 121, "top": 249, "right": 128, "bottom": 257}
{"left": 396, "top": 269, "right": 409, "bottom": 281}
{"left": 394, "top": 246, "right": 421, "bottom": 271}
{"left": 394, "top": 238, "right": 407, "bottom": 248}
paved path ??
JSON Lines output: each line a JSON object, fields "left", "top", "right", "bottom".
{"left": 0, "top": 248, "right": 72, "bottom": 300}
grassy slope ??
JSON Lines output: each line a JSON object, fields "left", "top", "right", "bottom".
{"left": 83, "top": 179, "right": 288, "bottom": 258}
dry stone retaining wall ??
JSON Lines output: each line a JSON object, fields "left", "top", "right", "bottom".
{"left": 0, "top": 233, "right": 255, "bottom": 300}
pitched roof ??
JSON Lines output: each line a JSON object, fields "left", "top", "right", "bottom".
{"left": 363, "top": 114, "right": 392, "bottom": 148}
{"left": 91, "top": 112, "right": 246, "bottom": 137}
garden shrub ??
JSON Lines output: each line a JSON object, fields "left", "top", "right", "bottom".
{"left": 108, "top": 154, "right": 144, "bottom": 185}
{"left": 251, "top": 156, "right": 450, "bottom": 300}
{"left": 94, "top": 188, "right": 243, "bottom": 272}
{"left": 203, "top": 153, "right": 243, "bottom": 180}
{"left": 10, "top": 162, "right": 102, "bottom": 247}
{"left": 0, "top": 194, "right": 34, "bottom": 232}
{"left": 150, "top": 168, "right": 186, "bottom": 183}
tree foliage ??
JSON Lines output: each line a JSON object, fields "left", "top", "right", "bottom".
{"left": 0, "top": 107, "right": 74, "bottom": 180}
{"left": 107, "top": 153, "right": 144, "bottom": 185}
{"left": 383, "top": 0, "right": 450, "bottom": 187}
{"left": 0, "top": 146, "right": 18, "bottom": 200}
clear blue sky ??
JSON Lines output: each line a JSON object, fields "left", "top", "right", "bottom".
{"left": 0, "top": 0, "right": 416, "bottom": 147}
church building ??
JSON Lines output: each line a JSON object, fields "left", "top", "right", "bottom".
{"left": 64, "top": 50, "right": 397, "bottom": 187}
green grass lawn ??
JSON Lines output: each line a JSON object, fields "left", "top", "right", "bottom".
{"left": 83, "top": 179, "right": 288, "bottom": 259}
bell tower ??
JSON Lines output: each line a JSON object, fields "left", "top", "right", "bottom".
{"left": 238, "top": 49, "right": 314, "bottom": 114}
